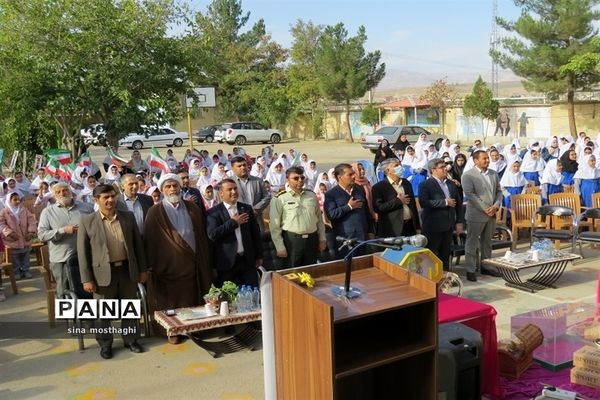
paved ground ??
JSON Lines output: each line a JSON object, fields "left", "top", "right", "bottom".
{"left": 2, "top": 140, "right": 599, "bottom": 399}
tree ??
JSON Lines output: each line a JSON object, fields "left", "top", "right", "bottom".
{"left": 560, "top": 36, "right": 600, "bottom": 78}
{"left": 419, "top": 77, "right": 456, "bottom": 134}
{"left": 287, "top": 20, "right": 325, "bottom": 139}
{"left": 360, "top": 104, "right": 382, "bottom": 133}
{"left": 189, "top": 0, "right": 290, "bottom": 127}
{"left": 492, "top": 0, "right": 600, "bottom": 138}
{"left": 463, "top": 76, "right": 499, "bottom": 143}
{"left": 0, "top": 0, "right": 190, "bottom": 156}
{"left": 315, "top": 23, "right": 385, "bottom": 142}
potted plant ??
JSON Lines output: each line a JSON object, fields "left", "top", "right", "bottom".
{"left": 220, "top": 281, "right": 238, "bottom": 303}
{"left": 203, "top": 284, "right": 222, "bottom": 309}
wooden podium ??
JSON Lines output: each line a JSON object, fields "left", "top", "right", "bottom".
{"left": 271, "top": 254, "right": 438, "bottom": 399}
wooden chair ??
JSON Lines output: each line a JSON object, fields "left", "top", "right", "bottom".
{"left": 525, "top": 186, "right": 541, "bottom": 195}
{"left": 592, "top": 193, "right": 600, "bottom": 231}
{"left": 0, "top": 248, "right": 19, "bottom": 295}
{"left": 563, "top": 185, "right": 575, "bottom": 193}
{"left": 509, "top": 194, "right": 543, "bottom": 247}
{"left": 39, "top": 245, "right": 57, "bottom": 327}
{"left": 549, "top": 193, "right": 591, "bottom": 231}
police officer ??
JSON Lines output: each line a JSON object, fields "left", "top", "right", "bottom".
{"left": 269, "top": 166, "right": 326, "bottom": 268}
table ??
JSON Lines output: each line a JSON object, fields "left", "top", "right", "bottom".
{"left": 439, "top": 293, "right": 503, "bottom": 399}
{"left": 482, "top": 253, "right": 581, "bottom": 293}
{"left": 154, "top": 308, "right": 262, "bottom": 357}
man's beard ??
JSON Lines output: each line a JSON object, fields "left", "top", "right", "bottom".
{"left": 165, "top": 194, "right": 180, "bottom": 204}
{"left": 56, "top": 195, "right": 73, "bottom": 207}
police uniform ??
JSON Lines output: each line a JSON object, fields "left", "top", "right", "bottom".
{"left": 269, "top": 187, "right": 326, "bottom": 268}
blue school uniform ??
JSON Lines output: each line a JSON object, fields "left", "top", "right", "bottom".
{"left": 562, "top": 171, "right": 575, "bottom": 185}
{"left": 409, "top": 169, "right": 428, "bottom": 197}
{"left": 542, "top": 183, "right": 564, "bottom": 204}
{"left": 580, "top": 178, "right": 600, "bottom": 208}
{"left": 523, "top": 171, "right": 540, "bottom": 186}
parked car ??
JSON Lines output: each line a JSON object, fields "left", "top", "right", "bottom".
{"left": 214, "top": 122, "right": 283, "bottom": 145}
{"left": 194, "top": 125, "right": 219, "bottom": 143}
{"left": 360, "top": 125, "right": 445, "bottom": 153}
{"left": 118, "top": 127, "right": 187, "bottom": 150}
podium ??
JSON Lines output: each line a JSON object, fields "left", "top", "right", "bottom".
{"left": 270, "top": 254, "right": 438, "bottom": 399}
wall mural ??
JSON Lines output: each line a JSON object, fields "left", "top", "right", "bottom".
{"left": 455, "top": 106, "right": 551, "bottom": 140}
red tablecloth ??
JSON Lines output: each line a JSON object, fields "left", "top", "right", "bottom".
{"left": 438, "top": 293, "right": 503, "bottom": 399}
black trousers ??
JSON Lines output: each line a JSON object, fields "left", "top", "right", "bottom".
{"left": 283, "top": 231, "right": 319, "bottom": 268}
{"left": 216, "top": 254, "right": 259, "bottom": 288}
{"left": 94, "top": 263, "right": 139, "bottom": 347}
{"left": 424, "top": 229, "right": 453, "bottom": 271}
{"left": 401, "top": 219, "right": 417, "bottom": 236}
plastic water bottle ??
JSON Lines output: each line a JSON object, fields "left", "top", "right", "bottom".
{"left": 236, "top": 286, "right": 246, "bottom": 313}
{"left": 252, "top": 287, "right": 260, "bottom": 310}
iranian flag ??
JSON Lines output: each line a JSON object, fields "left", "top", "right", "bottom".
{"left": 290, "top": 149, "right": 302, "bottom": 167}
{"left": 58, "top": 163, "right": 76, "bottom": 181}
{"left": 44, "top": 158, "right": 60, "bottom": 178}
{"left": 76, "top": 151, "right": 91, "bottom": 168}
{"left": 148, "top": 148, "right": 170, "bottom": 174}
{"left": 106, "top": 147, "right": 132, "bottom": 168}
{"left": 46, "top": 149, "right": 72, "bottom": 165}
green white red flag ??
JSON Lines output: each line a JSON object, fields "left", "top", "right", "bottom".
{"left": 106, "top": 147, "right": 132, "bottom": 168}
{"left": 58, "top": 163, "right": 76, "bottom": 181}
{"left": 46, "top": 149, "right": 72, "bottom": 165}
{"left": 148, "top": 147, "right": 170, "bottom": 174}
{"left": 44, "top": 158, "right": 60, "bottom": 179}
{"left": 76, "top": 151, "right": 91, "bottom": 168}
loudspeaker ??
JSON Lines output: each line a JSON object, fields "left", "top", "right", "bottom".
{"left": 438, "top": 322, "right": 483, "bottom": 400}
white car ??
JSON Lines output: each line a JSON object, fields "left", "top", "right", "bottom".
{"left": 214, "top": 122, "right": 283, "bottom": 145}
{"left": 119, "top": 127, "right": 188, "bottom": 150}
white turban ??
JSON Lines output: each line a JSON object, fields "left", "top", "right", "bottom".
{"left": 157, "top": 173, "right": 182, "bottom": 191}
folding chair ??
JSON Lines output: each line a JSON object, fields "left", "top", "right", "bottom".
{"left": 530, "top": 205, "right": 576, "bottom": 253}
{"left": 576, "top": 208, "right": 600, "bottom": 257}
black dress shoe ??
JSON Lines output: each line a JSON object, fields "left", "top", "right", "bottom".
{"left": 100, "top": 346, "right": 113, "bottom": 359}
{"left": 481, "top": 268, "right": 501, "bottom": 277}
{"left": 124, "top": 341, "right": 144, "bottom": 353}
{"left": 466, "top": 272, "right": 477, "bottom": 282}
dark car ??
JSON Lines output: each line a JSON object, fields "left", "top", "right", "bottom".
{"left": 195, "top": 125, "right": 219, "bottom": 143}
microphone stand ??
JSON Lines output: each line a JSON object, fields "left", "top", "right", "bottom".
{"left": 332, "top": 238, "right": 402, "bottom": 299}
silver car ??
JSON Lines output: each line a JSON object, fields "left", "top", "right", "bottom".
{"left": 214, "top": 122, "right": 283, "bottom": 145}
{"left": 361, "top": 125, "right": 445, "bottom": 153}
{"left": 119, "top": 127, "right": 188, "bottom": 150}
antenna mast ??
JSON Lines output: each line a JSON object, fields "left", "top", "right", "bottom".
{"left": 490, "top": 0, "right": 499, "bottom": 97}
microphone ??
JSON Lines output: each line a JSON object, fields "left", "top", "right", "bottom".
{"left": 377, "top": 234, "right": 428, "bottom": 247}
{"left": 336, "top": 236, "right": 358, "bottom": 245}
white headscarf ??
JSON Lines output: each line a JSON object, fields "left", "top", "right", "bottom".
{"left": 414, "top": 133, "right": 429, "bottom": 154}
{"left": 265, "top": 160, "right": 285, "bottom": 192}
{"left": 574, "top": 155, "right": 600, "bottom": 179}
{"left": 540, "top": 159, "right": 564, "bottom": 186}
{"left": 439, "top": 139, "right": 452, "bottom": 156}
{"left": 250, "top": 156, "right": 267, "bottom": 179}
{"left": 104, "top": 164, "right": 121, "bottom": 183}
{"left": 503, "top": 144, "right": 522, "bottom": 166}
{"left": 210, "top": 162, "right": 227, "bottom": 184}
{"left": 305, "top": 160, "right": 319, "bottom": 189}
{"left": 188, "top": 158, "right": 203, "bottom": 180}
{"left": 401, "top": 146, "right": 415, "bottom": 166}
{"left": 520, "top": 150, "right": 546, "bottom": 173}
{"left": 195, "top": 166, "right": 211, "bottom": 189}
{"left": 489, "top": 158, "right": 507, "bottom": 174}
{"left": 314, "top": 173, "right": 332, "bottom": 192}
{"left": 500, "top": 162, "right": 528, "bottom": 187}
{"left": 4, "top": 191, "right": 21, "bottom": 217}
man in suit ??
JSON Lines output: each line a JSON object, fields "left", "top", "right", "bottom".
{"left": 418, "top": 158, "right": 464, "bottom": 271}
{"left": 119, "top": 174, "right": 154, "bottom": 234}
{"left": 371, "top": 158, "right": 420, "bottom": 237}
{"left": 229, "top": 156, "right": 270, "bottom": 230}
{"left": 461, "top": 150, "right": 504, "bottom": 282}
{"left": 206, "top": 178, "right": 263, "bottom": 287}
{"left": 324, "top": 163, "right": 375, "bottom": 259}
{"left": 78, "top": 184, "right": 147, "bottom": 359}
{"left": 178, "top": 170, "right": 206, "bottom": 212}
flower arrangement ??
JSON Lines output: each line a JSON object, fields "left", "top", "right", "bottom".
{"left": 297, "top": 272, "right": 315, "bottom": 288}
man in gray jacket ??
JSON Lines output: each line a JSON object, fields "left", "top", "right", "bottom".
{"left": 461, "top": 150, "right": 503, "bottom": 282}
{"left": 229, "top": 156, "right": 270, "bottom": 230}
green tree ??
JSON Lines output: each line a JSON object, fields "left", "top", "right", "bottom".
{"left": 189, "top": 0, "right": 290, "bottom": 127}
{"left": 0, "top": 0, "right": 189, "bottom": 157}
{"left": 419, "top": 77, "right": 456, "bottom": 134}
{"left": 463, "top": 76, "right": 499, "bottom": 143}
{"left": 287, "top": 20, "right": 325, "bottom": 139}
{"left": 492, "top": 0, "right": 600, "bottom": 138}
{"left": 560, "top": 36, "right": 600, "bottom": 77}
{"left": 360, "top": 104, "right": 382, "bottom": 133}
{"left": 315, "top": 23, "right": 385, "bottom": 142}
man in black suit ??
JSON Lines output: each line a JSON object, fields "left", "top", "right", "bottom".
{"left": 371, "top": 158, "right": 420, "bottom": 238}
{"left": 119, "top": 174, "right": 154, "bottom": 235}
{"left": 178, "top": 170, "right": 206, "bottom": 213}
{"left": 206, "top": 178, "right": 263, "bottom": 287}
{"left": 418, "top": 158, "right": 464, "bottom": 271}
{"left": 324, "top": 163, "right": 375, "bottom": 259}
{"left": 78, "top": 184, "right": 147, "bottom": 359}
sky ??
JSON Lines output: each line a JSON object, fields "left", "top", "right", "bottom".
{"left": 189, "top": 0, "right": 525, "bottom": 88}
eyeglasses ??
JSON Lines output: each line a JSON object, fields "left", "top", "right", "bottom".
{"left": 290, "top": 176, "right": 306, "bottom": 181}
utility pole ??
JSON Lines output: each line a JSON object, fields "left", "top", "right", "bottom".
{"left": 490, "top": 0, "right": 499, "bottom": 97}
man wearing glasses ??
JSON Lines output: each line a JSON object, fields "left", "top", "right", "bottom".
{"left": 269, "top": 166, "right": 326, "bottom": 268}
